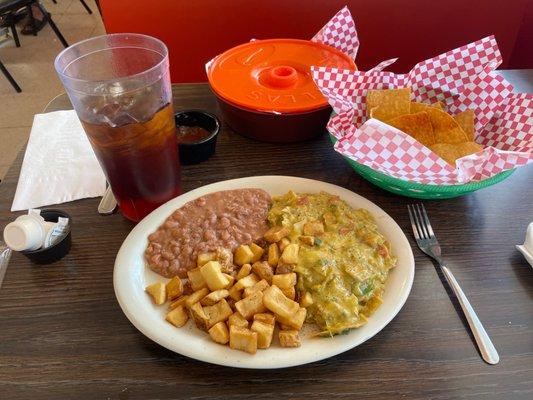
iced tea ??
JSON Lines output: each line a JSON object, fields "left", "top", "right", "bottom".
{"left": 55, "top": 34, "right": 180, "bottom": 222}
{"left": 81, "top": 104, "right": 181, "bottom": 221}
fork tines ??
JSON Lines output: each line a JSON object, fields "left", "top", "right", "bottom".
{"left": 407, "top": 204, "right": 435, "bottom": 241}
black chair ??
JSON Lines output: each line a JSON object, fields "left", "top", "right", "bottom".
{"left": 0, "top": 0, "right": 68, "bottom": 47}
{"left": 0, "top": 57, "right": 21, "bottom": 92}
{"left": 51, "top": 0, "right": 93, "bottom": 15}
{"left": 0, "top": 0, "right": 68, "bottom": 92}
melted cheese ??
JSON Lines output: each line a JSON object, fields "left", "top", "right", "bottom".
{"left": 268, "top": 191, "right": 396, "bottom": 335}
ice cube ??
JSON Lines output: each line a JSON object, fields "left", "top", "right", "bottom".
{"left": 92, "top": 101, "right": 140, "bottom": 127}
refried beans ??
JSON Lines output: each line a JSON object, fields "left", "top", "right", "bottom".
{"left": 145, "top": 189, "right": 271, "bottom": 278}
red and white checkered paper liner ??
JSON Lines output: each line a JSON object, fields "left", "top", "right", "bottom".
{"left": 311, "top": 31, "right": 533, "bottom": 184}
{"left": 312, "top": 6, "right": 359, "bottom": 59}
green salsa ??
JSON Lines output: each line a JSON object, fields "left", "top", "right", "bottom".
{"left": 268, "top": 191, "right": 397, "bottom": 336}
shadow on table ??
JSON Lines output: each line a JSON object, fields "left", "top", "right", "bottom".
{"left": 509, "top": 252, "right": 533, "bottom": 300}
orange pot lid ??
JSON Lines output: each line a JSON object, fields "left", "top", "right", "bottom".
{"left": 207, "top": 39, "right": 356, "bottom": 114}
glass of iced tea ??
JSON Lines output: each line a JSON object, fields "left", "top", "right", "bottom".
{"left": 54, "top": 34, "right": 181, "bottom": 222}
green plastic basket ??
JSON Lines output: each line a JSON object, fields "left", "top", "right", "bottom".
{"left": 329, "top": 135, "right": 514, "bottom": 199}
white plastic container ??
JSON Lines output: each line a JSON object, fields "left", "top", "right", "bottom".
{"left": 3, "top": 212, "right": 56, "bottom": 251}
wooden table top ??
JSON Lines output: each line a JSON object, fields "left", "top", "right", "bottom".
{"left": 1, "top": 71, "right": 532, "bottom": 400}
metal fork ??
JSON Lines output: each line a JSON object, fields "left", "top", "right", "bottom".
{"left": 407, "top": 204, "right": 499, "bottom": 365}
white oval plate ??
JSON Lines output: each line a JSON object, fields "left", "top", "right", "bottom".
{"left": 114, "top": 176, "right": 415, "bottom": 369}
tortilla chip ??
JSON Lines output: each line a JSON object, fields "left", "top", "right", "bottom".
{"left": 424, "top": 107, "right": 469, "bottom": 144}
{"left": 409, "top": 102, "right": 427, "bottom": 114}
{"left": 410, "top": 101, "right": 443, "bottom": 114}
{"left": 366, "top": 88, "right": 411, "bottom": 121}
{"left": 430, "top": 141, "right": 484, "bottom": 166}
{"left": 454, "top": 141, "right": 484, "bottom": 158}
{"left": 454, "top": 110, "right": 475, "bottom": 141}
{"left": 429, "top": 143, "right": 460, "bottom": 165}
{"left": 387, "top": 111, "right": 436, "bottom": 147}
{"left": 369, "top": 106, "right": 389, "bottom": 121}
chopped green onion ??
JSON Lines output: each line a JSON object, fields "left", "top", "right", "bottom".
{"left": 359, "top": 281, "right": 374, "bottom": 296}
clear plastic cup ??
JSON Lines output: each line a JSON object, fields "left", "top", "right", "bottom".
{"left": 55, "top": 33, "right": 181, "bottom": 222}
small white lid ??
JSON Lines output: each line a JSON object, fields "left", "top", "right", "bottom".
{"left": 3, "top": 214, "right": 46, "bottom": 251}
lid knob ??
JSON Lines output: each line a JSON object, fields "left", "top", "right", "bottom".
{"left": 264, "top": 66, "right": 298, "bottom": 88}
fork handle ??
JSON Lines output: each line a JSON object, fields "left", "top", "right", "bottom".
{"left": 441, "top": 265, "right": 500, "bottom": 365}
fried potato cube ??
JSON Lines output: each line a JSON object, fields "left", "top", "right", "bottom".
{"left": 299, "top": 292, "right": 313, "bottom": 308}
{"left": 229, "top": 325, "right": 257, "bottom": 354}
{"left": 169, "top": 295, "right": 189, "bottom": 310}
{"left": 267, "top": 243, "right": 280, "bottom": 267}
{"left": 243, "top": 279, "right": 270, "bottom": 298}
{"left": 227, "top": 298, "right": 236, "bottom": 310}
{"left": 228, "top": 285, "right": 242, "bottom": 301}
{"left": 166, "top": 277, "right": 184, "bottom": 301}
{"left": 204, "top": 299, "right": 233, "bottom": 329}
{"left": 222, "top": 273, "right": 235, "bottom": 289}
{"left": 165, "top": 305, "right": 189, "bottom": 327}
{"left": 234, "top": 245, "right": 254, "bottom": 266}
{"left": 275, "top": 307, "right": 307, "bottom": 330}
{"left": 185, "top": 288, "right": 210, "bottom": 308}
{"left": 145, "top": 282, "right": 166, "bottom": 305}
{"left": 200, "top": 261, "right": 230, "bottom": 291}
{"left": 279, "top": 330, "right": 301, "bottom": 347}
{"left": 271, "top": 273, "right": 297, "bottom": 289}
{"left": 187, "top": 268, "right": 207, "bottom": 291}
{"left": 251, "top": 320, "right": 275, "bottom": 349}
{"left": 208, "top": 321, "right": 230, "bottom": 345}
{"left": 303, "top": 221, "right": 324, "bottom": 236}
{"left": 249, "top": 243, "right": 264, "bottom": 263}
{"left": 278, "top": 237, "right": 290, "bottom": 252}
{"left": 299, "top": 235, "right": 314, "bottom": 246}
{"left": 252, "top": 261, "right": 274, "bottom": 284}
{"left": 263, "top": 285, "right": 300, "bottom": 319}
{"left": 276, "top": 263, "right": 295, "bottom": 274}
{"left": 189, "top": 302, "right": 209, "bottom": 331}
{"left": 253, "top": 313, "right": 275, "bottom": 325}
{"left": 323, "top": 212, "right": 336, "bottom": 226}
{"left": 281, "top": 286, "right": 296, "bottom": 301}
{"left": 197, "top": 252, "right": 216, "bottom": 267}
{"left": 228, "top": 312, "right": 249, "bottom": 328}
{"left": 214, "top": 247, "right": 233, "bottom": 272}
{"left": 292, "top": 219, "right": 307, "bottom": 234}
{"left": 236, "top": 263, "right": 252, "bottom": 280}
{"left": 234, "top": 273, "right": 260, "bottom": 291}
{"left": 280, "top": 244, "right": 299, "bottom": 264}
{"left": 182, "top": 281, "right": 193, "bottom": 295}
{"left": 200, "top": 289, "right": 230, "bottom": 306}
{"left": 264, "top": 226, "right": 290, "bottom": 243}
{"left": 235, "top": 291, "right": 266, "bottom": 320}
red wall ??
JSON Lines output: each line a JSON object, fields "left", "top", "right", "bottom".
{"left": 100, "top": 0, "right": 531, "bottom": 83}
{"left": 509, "top": 0, "right": 533, "bottom": 68}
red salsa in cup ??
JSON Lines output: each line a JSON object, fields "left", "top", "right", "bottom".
{"left": 176, "top": 125, "right": 211, "bottom": 144}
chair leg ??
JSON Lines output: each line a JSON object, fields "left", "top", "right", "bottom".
{"left": 0, "top": 59, "right": 22, "bottom": 93}
{"left": 34, "top": 2, "right": 69, "bottom": 48}
{"left": 78, "top": 0, "right": 93, "bottom": 14}
{"left": 94, "top": 0, "right": 102, "bottom": 16}
{"left": 9, "top": 19, "right": 20, "bottom": 47}
{"left": 26, "top": 5, "right": 37, "bottom": 37}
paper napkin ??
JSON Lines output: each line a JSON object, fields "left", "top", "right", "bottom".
{"left": 11, "top": 110, "right": 106, "bottom": 211}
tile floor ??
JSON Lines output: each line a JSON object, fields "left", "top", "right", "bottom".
{"left": 0, "top": 0, "right": 105, "bottom": 180}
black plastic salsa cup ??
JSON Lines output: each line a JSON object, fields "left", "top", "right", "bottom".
{"left": 175, "top": 110, "right": 220, "bottom": 165}
{"left": 20, "top": 209, "right": 72, "bottom": 264}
